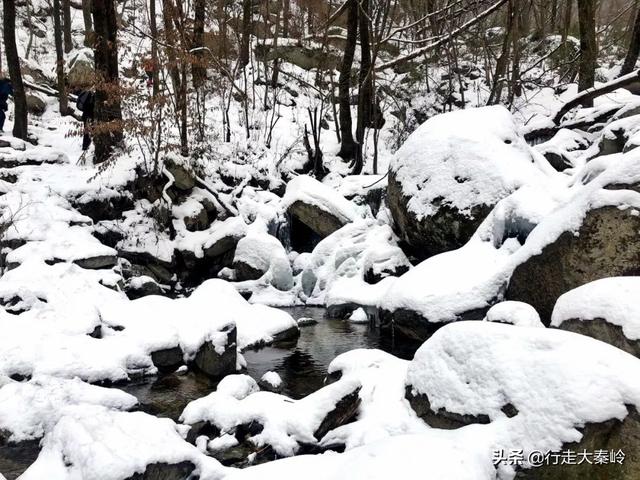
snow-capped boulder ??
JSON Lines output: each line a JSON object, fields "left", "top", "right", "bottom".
{"left": 551, "top": 277, "right": 640, "bottom": 359}
{"left": 259, "top": 371, "right": 283, "bottom": 393}
{"left": 233, "top": 231, "right": 293, "bottom": 290}
{"left": 283, "top": 175, "right": 359, "bottom": 246}
{"left": 388, "top": 105, "right": 547, "bottom": 260}
{"left": 25, "top": 93, "right": 46, "bottom": 116}
{"left": 484, "top": 301, "right": 543, "bottom": 328}
{"left": 405, "top": 322, "right": 640, "bottom": 478}
{"left": 596, "top": 114, "right": 640, "bottom": 156}
{"left": 507, "top": 204, "right": 640, "bottom": 323}
{"left": 66, "top": 48, "right": 95, "bottom": 89}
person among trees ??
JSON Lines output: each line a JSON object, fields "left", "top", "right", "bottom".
{"left": 0, "top": 73, "right": 14, "bottom": 133}
{"left": 76, "top": 88, "right": 95, "bottom": 150}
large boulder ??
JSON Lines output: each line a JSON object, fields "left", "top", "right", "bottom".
{"left": 25, "top": 93, "right": 46, "bottom": 116}
{"left": 387, "top": 105, "right": 548, "bottom": 260}
{"left": 507, "top": 205, "right": 640, "bottom": 324}
{"left": 232, "top": 231, "right": 293, "bottom": 290}
{"left": 551, "top": 277, "right": 640, "bottom": 359}
{"left": 282, "top": 175, "right": 359, "bottom": 251}
{"left": 405, "top": 321, "right": 640, "bottom": 479}
{"left": 66, "top": 49, "right": 95, "bottom": 89}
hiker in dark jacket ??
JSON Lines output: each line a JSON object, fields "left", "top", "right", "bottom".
{"left": 76, "top": 89, "right": 95, "bottom": 150}
{"left": 0, "top": 74, "right": 14, "bottom": 132}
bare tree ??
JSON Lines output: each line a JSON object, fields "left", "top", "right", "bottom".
{"left": 2, "top": 0, "right": 28, "bottom": 139}
{"left": 53, "top": 0, "right": 70, "bottom": 115}
{"left": 621, "top": 3, "right": 640, "bottom": 76}
{"left": 337, "top": 0, "right": 358, "bottom": 161}
{"left": 82, "top": 0, "right": 94, "bottom": 47}
{"left": 63, "top": 0, "right": 73, "bottom": 53}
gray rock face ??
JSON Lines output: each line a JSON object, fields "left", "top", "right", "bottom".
{"left": 405, "top": 386, "right": 492, "bottom": 429}
{"left": 183, "top": 204, "right": 209, "bottom": 232}
{"left": 557, "top": 318, "right": 640, "bottom": 359}
{"left": 287, "top": 200, "right": 349, "bottom": 239}
{"left": 165, "top": 160, "right": 196, "bottom": 192}
{"left": 193, "top": 324, "right": 237, "bottom": 378}
{"left": 151, "top": 346, "right": 184, "bottom": 373}
{"left": 387, "top": 172, "right": 492, "bottom": 260}
{"left": 507, "top": 206, "right": 640, "bottom": 324}
{"left": 74, "top": 255, "right": 118, "bottom": 270}
{"left": 67, "top": 50, "right": 95, "bottom": 89}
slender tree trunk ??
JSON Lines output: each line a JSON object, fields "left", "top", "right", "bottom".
{"left": 621, "top": 5, "right": 640, "bottom": 76}
{"left": 488, "top": 1, "right": 515, "bottom": 105}
{"left": 92, "top": 0, "right": 123, "bottom": 162}
{"left": 53, "top": 0, "right": 69, "bottom": 115}
{"left": 239, "top": 0, "right": 252, "bottom": 68}
{"left": 192, "top": 0, "right": 206, "bottom": 88}
{"left": 577, "top": 0, "right": 597, "bottom": 103}
{"left": 337, "top": 0, "right": 358, "bottom": 161}
{"left": 82, "top": 0, "right": 94, "bottom": 46}
{"left": 282, "top": 0, "right": 290, "bottom": 37}
{"left": 149, "top": 0, "right": 159, "bottom": 97}
{"left": 63, "top": 0, "right": 73, "bottom": 53}
{"left": 2, "top": 0, "right": 28, "bottom": 139}
{"left": 354, "top": 0, "right": 373, "bottom": 174}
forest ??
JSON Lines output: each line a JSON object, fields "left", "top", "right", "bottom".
{"left": 1, "top": 0, "right": 640, "bottom": 479}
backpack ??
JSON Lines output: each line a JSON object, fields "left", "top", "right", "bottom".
{"left": 76, "top": 90, "right": 93, "bottom": 112}
{"left": 0, "top": 79, "right": 12, "bottom": 98}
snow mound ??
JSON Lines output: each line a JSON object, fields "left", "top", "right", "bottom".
{"left": 348, "top": 308, "right": 368, "bottom": 323}
{"left": 551, "top": 277, "right": 640, "bottom": 340}
{"left": 260, "top": 371, "right": 283, "bottom": 389}
{"left": 216, "top": 374, "right": 260, "bottom": 400}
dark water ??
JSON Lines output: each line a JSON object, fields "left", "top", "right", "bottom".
{"left": 0, "top": 307, "right": 419, "bottom": 478}
{"left": 123, "top": 306, "right": 419, "bottom": 419}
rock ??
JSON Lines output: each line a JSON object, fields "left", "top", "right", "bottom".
{"left": 254, "top": 44, "right": 340, "bottom": 71}
{"left": 258, "top": 371, "right": 283, "bottom": 393}
{"left": 557, "top": 318, "right": 640, "bottom": 359}
{"left": 534, "top": 128, "right": 590, "bottom": 172}
{"left": 313, "top": 387, "right": 361, "bottom": 441}
{"left": 125, "top": 275, "right": 164, "bottom": 300}
{"left": 25, "top": 94, "right": 46, "bottom": 116}
{"left": 507, "top": 205, "right": 640, "bottom": 324}
{"left": 232, "top": 233, "right": 293, "bottom": 290}
{"left": 123, "top": 461, "right": 196, "bottom": 480}
{"left": 73, "top": 254, "right": 117, "bottom": 270}
{"left": 67, "top": 49, "right": 95, "bottom": 89}
{"left": 165, "top": 159, "right": 196, "bottom": 191}
{"left": 287, "top": 200, "right": 351, "bottom": 240}
{"left": 150, "top": 346, "right": 184, "bottom": 374}
{"left": 183, "top": 204, "right": 209, "bottom": 232}
{"left": 388, "top": 106, "right": 542, "bottom": 260}
{"left": 515, "top": 407, "right": 640, "bottom": 480}
{"left": 405, "top": 386, "right": 491, "bottom": 429}
{"left": 72, "top": 194, "right": 134, "bottom": 222}
{"left": 193, "top": 324, "right": 237, "bottom": 378}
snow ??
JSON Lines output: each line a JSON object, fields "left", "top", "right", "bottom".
{"left": 180, "top": 376, "right": 361, "bottom": 456}
{"left": 282, "top": 175, "right": 361, "bottom": 224}
{"left": 390, "top": 105, "right": 552, "bottom": 219}
{"left": 484, "top": 301, "right": 543, "bottom": 328}
{"left": 551, "top": 277, "right": 640, "bottom": 339}
{"left": 407, "top": 321, "right": 640, "bottom": 469}
{"left": 0, "top": 376, "right": 137, "bottom": 443}
{"left": 260, "top": 371, "right": 282, "bottom": 389}
{"left": 19, "top": 406, "right": 226, "bottom": 480}
{"left": 216, "top": 374, "right": 260, "bottom": 400}
{"left": 348, "top": 308, "right": 368, "bottom": 323}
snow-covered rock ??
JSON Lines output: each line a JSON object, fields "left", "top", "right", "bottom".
{"left": 259, "top": 371, "right": 283, "bottom": 393}
{"left": 388, "top": 105, "right": 551, "bottom": 259}
{"left": 348, "top": 308, "right": 368, "bottom": 324}
{"left": 283, "top": 175, "right": 360, "bottom": 245}
{"left": 484, "top": 301, "right": 543, "bottom": 328}
{"left": 406, "top": 321, "right": 640, "bottom": 477}
{"left": 233, "top": 230, "right": 293, "bottom": 291}
{"left": 534, "top": 128, "right": 590, "bottom": 171}
{"left": 551, "top": 277, "right": 640, "bottom": 358}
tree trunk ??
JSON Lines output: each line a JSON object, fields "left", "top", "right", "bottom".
{"left": 577, "top": 0, "right": 597, "bottom": 104}
{"left": 354, "top": 0, "right": 373, "bottom": 174}
{"left": 239, "top": 0, "right": 252, "bottom": 68}
{"left": 192, "top": 0, "right": 206, "bottom": 88}
{"left": 82, "top": 0, "right": 94, "bottom": 46}
{"left": 92, "top": 0, "right": 123, "bottom": 162}
{"left": 2, "top": 0, "right": 28, "bottom": 139}
{"left": 149, "top": 0, "right": 159, "bottom": 97}
{"left": 63, "top": 0, "right": 73, "bottom": 53}
{"left": 53, "top": 0, "right": 69, "bottom": 115}
{"left": 621, "top": 5, "right": 640, "bottom": 76}
{"left": 337, "top": 0, "right": 358, "bottom": 161}
{"left": 282, "top": 0, "right": 289, "bottom": 37}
